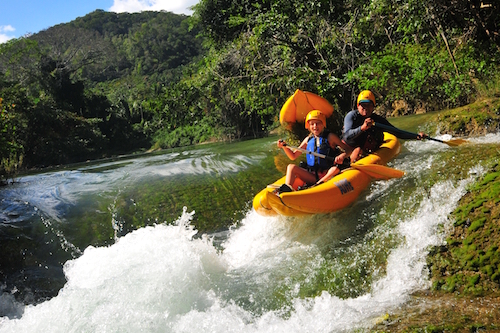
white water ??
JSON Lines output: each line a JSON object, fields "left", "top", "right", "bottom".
{"left": 0, "top": 182, "right": 479, "bottom": 332}
{"left": 1, "top": 134, "right": 498, "bottom": 333}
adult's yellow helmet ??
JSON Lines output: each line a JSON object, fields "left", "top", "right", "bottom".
{"left": 357, "top": 90, "right": 376, "bottom": 106}
{"left": 305, "top": 110, "right": 326, "bottom": 129}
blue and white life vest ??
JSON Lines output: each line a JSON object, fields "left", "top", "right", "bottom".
{"left": 306, "top": 131, "right": 337, "bottom": 170}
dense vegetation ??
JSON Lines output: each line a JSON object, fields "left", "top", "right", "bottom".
{"left": 1, "top": 0, "right": 499, "bottom": 183}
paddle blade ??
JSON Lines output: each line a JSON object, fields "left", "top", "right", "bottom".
{"left": 443, "top": 138, "right": 467, "bottom": 147}
{"left": 350, "top": 164, "right": 405, "bottom": 180}
{"left": 427, "top": 136, "right": 467, "bottom": 147}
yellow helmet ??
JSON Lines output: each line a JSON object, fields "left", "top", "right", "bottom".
{"left": 357, "top": 90, "right": 376, "bottom": 106}
{"left": 305, "top": 110, "right": 326, "bottom": 129}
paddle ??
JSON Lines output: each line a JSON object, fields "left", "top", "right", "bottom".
{"left": 283, "top": 144, "right": 405, "bottom": 180}
{"left": 373, "top": 122, "right": 467, "bottom": 147}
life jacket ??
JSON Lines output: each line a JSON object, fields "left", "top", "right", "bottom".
{"left": 306, "top": 130, "right": 339, "bottom": 171}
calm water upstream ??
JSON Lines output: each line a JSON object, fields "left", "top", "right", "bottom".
{"left": 1, "top": 132, "right": 499, "bottom": 332}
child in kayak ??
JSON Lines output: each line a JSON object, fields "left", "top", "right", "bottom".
{"left": 276, "top": 110, "right": 352, "bottom": 193}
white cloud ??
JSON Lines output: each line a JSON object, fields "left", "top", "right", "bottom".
{"left": 0, "top": 25, "right": 16, "bottom": 43}
{"left": 109, "top": 0, "right": 199, "bottom": 15}
{"left": 1, "top": 25, "right": 15, "bottom": 33}
{"left": 0, "top": 35, "right": 11, "bottom": 43}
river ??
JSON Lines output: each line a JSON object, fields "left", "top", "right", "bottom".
{"left": 1, "top": 131, "right": 499, "bottom": 332}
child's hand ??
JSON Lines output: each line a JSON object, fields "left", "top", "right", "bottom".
{"left": 334, "top": 153, "right": 345, "bottom": 165}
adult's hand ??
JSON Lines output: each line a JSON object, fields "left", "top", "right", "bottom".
{"left": 416, "top": 132, "right": 428, "bottom": 140}
{"left": 361, "top": 118, "right": 374, "bottom": 131}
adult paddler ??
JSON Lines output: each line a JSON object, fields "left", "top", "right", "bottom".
{"left": 343, "top": 90, "right": 427, "bottom": 162}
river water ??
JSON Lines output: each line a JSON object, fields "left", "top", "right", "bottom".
{"left": 1, "top": 132, "right": 499, "bottom": 332}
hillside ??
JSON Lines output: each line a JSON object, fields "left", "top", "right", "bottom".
{"left": 33, "top": 10, "right": 203, "bottom": 82}
{"left": 0, "top": 10, "right": 204, "bottom": 175}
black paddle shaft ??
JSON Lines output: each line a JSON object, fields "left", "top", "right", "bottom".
{"left": 372, "top": 122, "right": 447, "bottom": 144}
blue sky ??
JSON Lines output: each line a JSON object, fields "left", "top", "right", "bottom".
{"left": 0, "top": 0, "right": 199, "bottom": 43}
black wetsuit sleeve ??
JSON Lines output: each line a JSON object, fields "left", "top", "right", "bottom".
{"left": 372, "top": 114, "right": 417, "bottom": 140}
{"left": 342, "top": 111, "right": 362, "bottom": 144}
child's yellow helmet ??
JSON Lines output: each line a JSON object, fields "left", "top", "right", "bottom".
{"left": 305, "top": 110, "right": 326, "bottom": 129}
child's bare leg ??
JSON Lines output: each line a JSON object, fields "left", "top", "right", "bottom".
{"left": 317, "top": 167, "right": 340, "bottom": 184}
{"left": 285, "top": 164, "right": 316, "bottom": 187}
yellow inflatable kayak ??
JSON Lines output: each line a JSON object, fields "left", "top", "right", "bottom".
{"left": 253, "top": 132, "right": 401, "bottom": 216}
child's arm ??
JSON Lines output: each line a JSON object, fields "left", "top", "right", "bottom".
{"left": 334, "top": 152, "right": 347, "bottom": 165}
{"left": 277, "top": 137, "right": 308, "bottom": 160}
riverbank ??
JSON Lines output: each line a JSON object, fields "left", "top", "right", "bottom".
{"left": 372, "top": 97, "right": 500, "bottom": 332}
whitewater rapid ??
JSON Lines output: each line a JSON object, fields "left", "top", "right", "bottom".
{"left": 0, "top": 180, "right": 478, "bottom": 332}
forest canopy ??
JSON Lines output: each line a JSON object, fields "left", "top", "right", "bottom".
{"left": 1, "top": 1, "right": 499, "bottom": 182}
